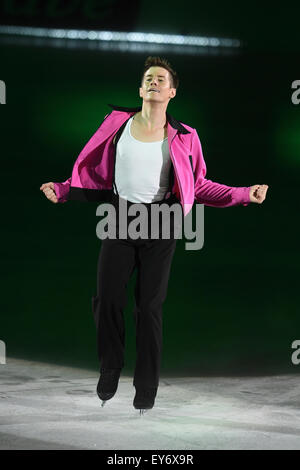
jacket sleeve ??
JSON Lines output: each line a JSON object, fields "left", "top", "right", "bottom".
{"left": 52, "top": 112, "right": 112, "bottom": 204}
{"left": 191, "top": 129, "right": 251, "bottom": 207}
{"left": 53, "top": 177, "right": 71, "bottom": 203}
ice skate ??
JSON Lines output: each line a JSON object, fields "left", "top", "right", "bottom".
{"left": 97, "top": 368, "right": 121, "bottom": 405}
{"left": 133, "top": 386, "right": 157, "bottom": 413}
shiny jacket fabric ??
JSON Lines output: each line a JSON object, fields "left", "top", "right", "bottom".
{"left": 54, "top": 103, "right": 250, "bottom": 216}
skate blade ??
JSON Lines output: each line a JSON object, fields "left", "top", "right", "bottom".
{"left": 101, "top": 400, "right": 106, "bottom": 407}
{"left": 139, "top": 409, "right": 148, "bottom": 416}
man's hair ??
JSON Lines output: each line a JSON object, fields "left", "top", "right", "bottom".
{"left": 140, "top": 56, "right": 179, "bottom": 90}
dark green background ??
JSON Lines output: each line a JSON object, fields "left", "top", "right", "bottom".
{"left": 1, "top": 1, "right": 299, "bottom": 377}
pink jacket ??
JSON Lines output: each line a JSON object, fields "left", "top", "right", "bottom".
{"left": 54, "top": 104, "right": 250, "bottom": 216}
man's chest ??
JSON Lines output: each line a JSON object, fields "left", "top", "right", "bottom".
{"left": 130, "top": 117, "right": 168, "bottom": 143}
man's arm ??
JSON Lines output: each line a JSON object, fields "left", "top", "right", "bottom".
{"left": 191, "top": 129, "right": 251, "bottom": 207}
{"left": 41, "top": 112, "right": 113, "bottom": 204}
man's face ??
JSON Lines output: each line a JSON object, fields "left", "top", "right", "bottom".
{"left": 139, "top": 66, "right": 176, "bottom": 104}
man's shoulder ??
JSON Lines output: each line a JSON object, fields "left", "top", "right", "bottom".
{"left": 101, "top": 108, "right": 134, "bottom": 126}
{"left": 177, "top": 120, "right": 195, "bottom": 134}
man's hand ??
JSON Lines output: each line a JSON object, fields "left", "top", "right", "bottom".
{"left": 249, "top": 184, "right": 269, "bottom": 204}
{"left": 40, "top": 182, "right": 58, "bottom": 204}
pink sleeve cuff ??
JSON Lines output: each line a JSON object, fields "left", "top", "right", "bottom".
{"left": 53, "top": 178, "right": 71, "bottom": 203}
{"left": 231, "top": 186, "right": 251, "bottom": 206}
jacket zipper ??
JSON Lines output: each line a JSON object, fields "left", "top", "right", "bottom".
{"left": 189, "top": 155, "right": 195, "bottom": 182}
{"left": 169, "top": 134, "right": 184, "bottom": 208}
{"left": 112, "top": 117, "right": 131, "bottom": 193}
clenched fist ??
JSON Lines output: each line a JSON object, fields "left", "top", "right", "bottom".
{"left": 40, "top": 182, "right": 58, "bottom": 204}
{"left": 249, "top": 184, "right": 269, "bottom": 204}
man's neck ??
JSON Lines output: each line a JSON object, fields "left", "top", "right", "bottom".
{"left": 136, "top": 103, "right": 168, "bottom": 130}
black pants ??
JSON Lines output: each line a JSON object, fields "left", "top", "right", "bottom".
{"left": 92, "top": 192, "right": 179, "bottom": 388}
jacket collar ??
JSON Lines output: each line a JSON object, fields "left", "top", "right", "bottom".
{"left": 107, "top": 103, "right": 191, "bottom": 134}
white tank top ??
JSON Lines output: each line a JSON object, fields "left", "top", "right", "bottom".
{"left": 113, "top": 116, "right": 171, "bottom": 203}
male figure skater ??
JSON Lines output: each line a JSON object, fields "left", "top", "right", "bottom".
{"left": 40, "top": 56, "right": 268, "bottom": 414}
